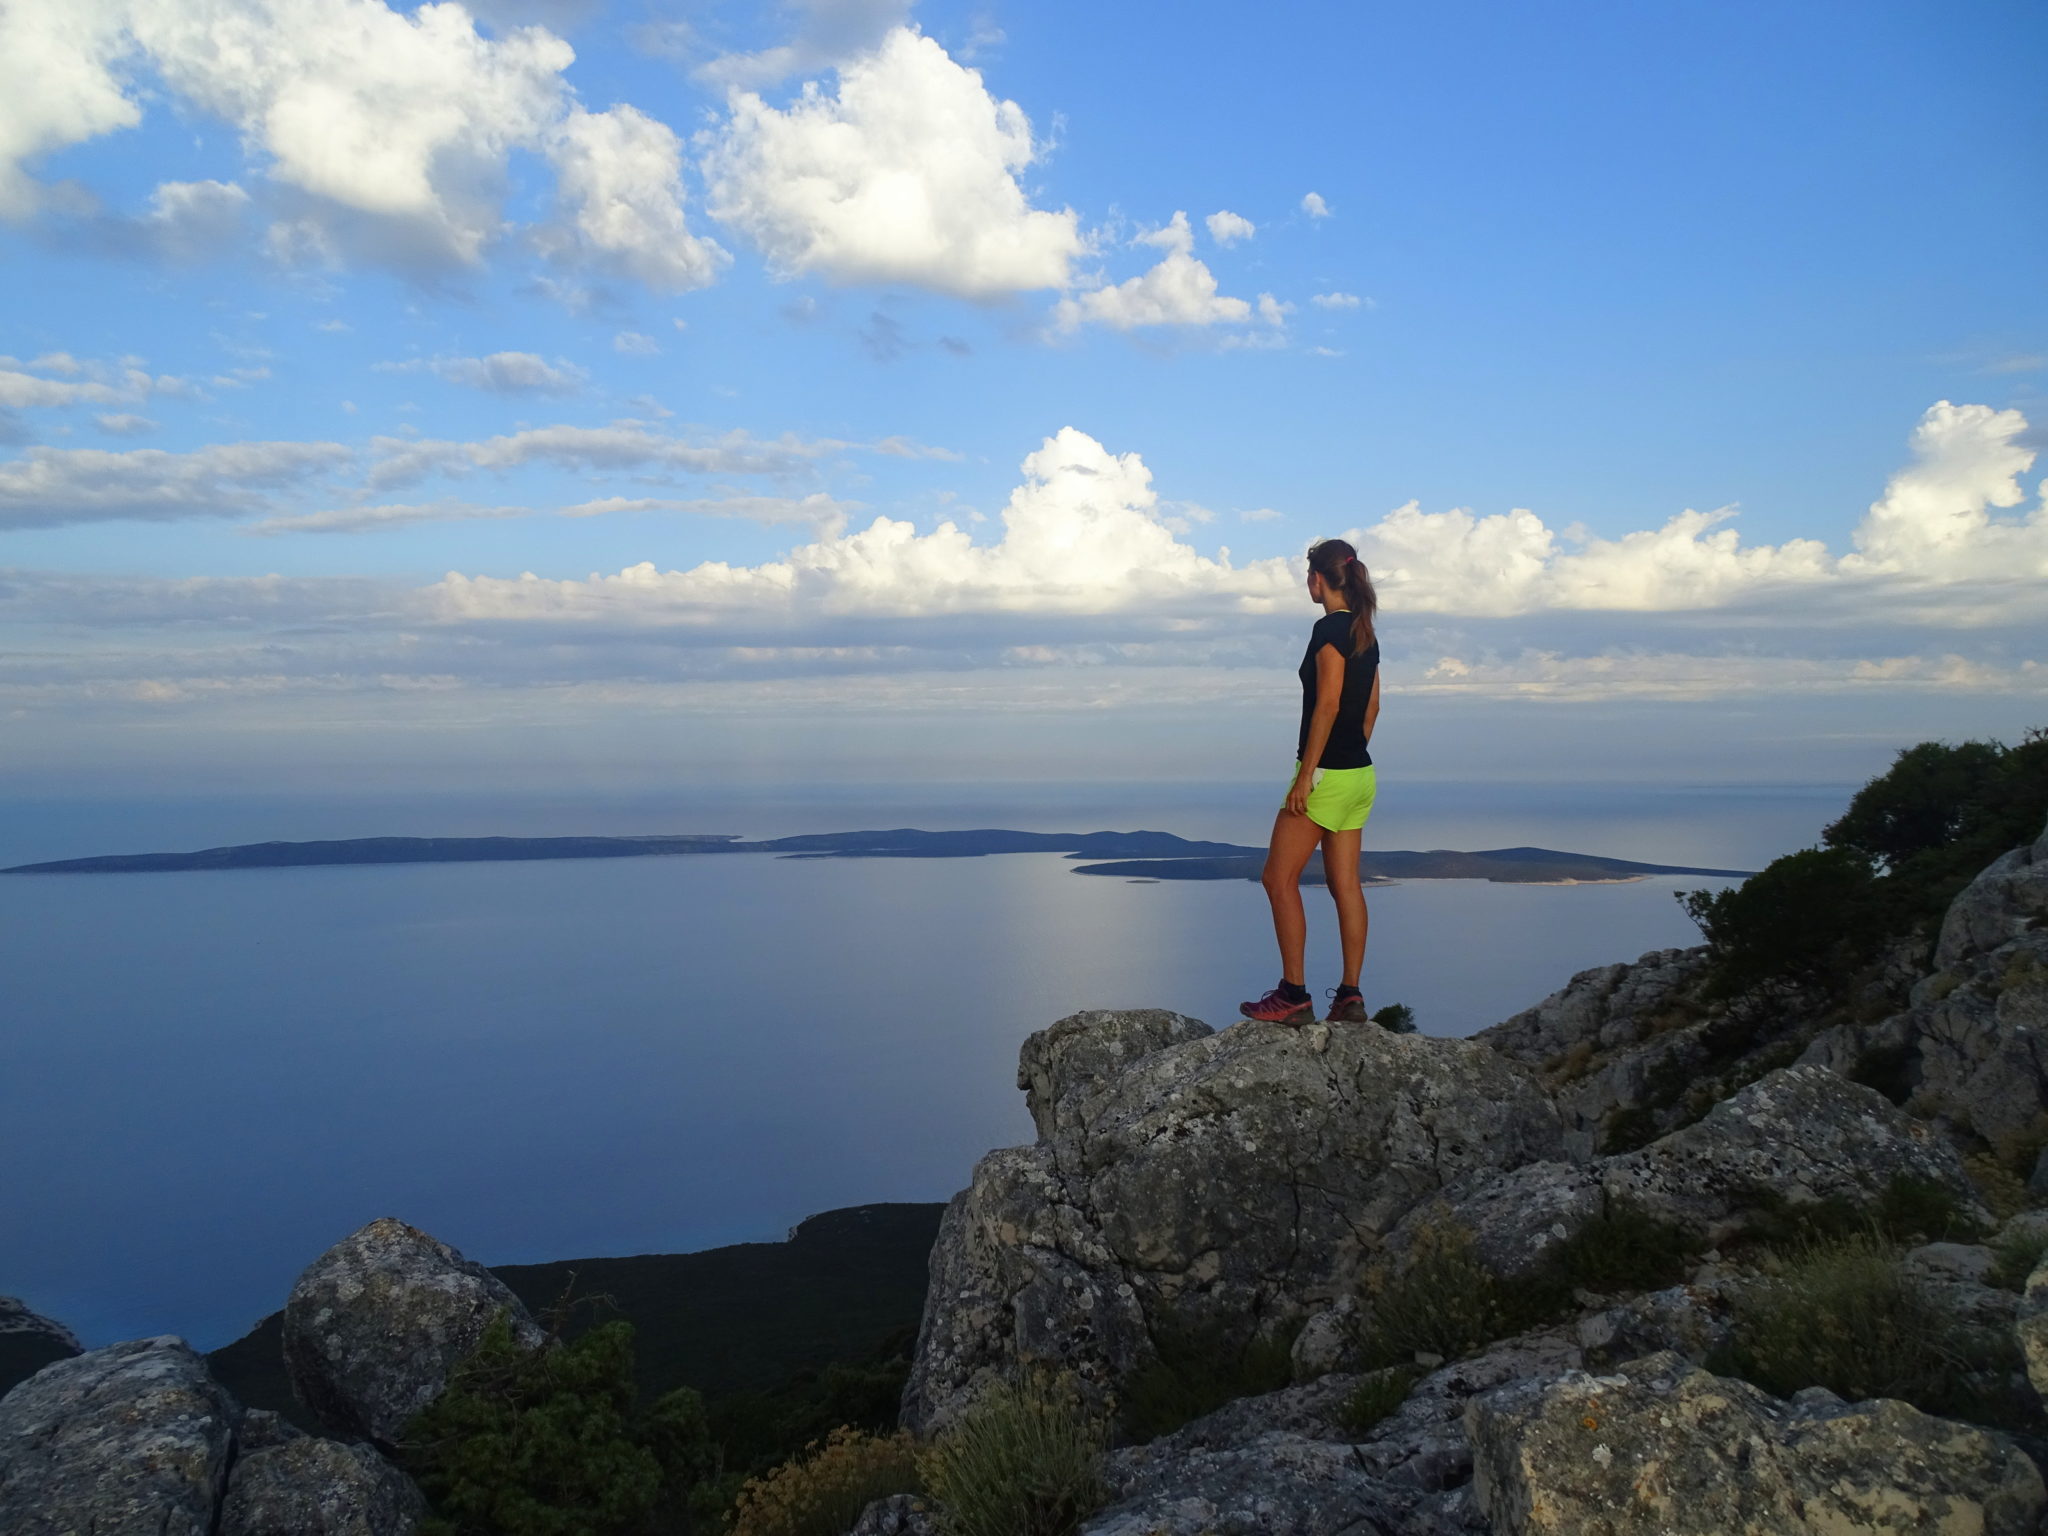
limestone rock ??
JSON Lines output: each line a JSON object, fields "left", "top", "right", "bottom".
{"left": 1383, "top": 1160, "right": 1603, "bottom": 1280}
{"left": 0, "top": 1294, "right": 82, "bottom": 1400}
{"left": 1902, "top": 1241, "right": 2017, "bottom": 1332}
{"left": 1478, "top": 948, "right": 1708, "bottom": 1071}
{"left": 1465, "top": 1351, "right": 2044, "bottom": 1536}
{"left": 2018, "top": 1251, "right": 2048, "bottom": 1400}
{"left": 1289, "top": 1295, "right": 1361, "bottom": 1380}
{"left": 1575, "top": 1283, "right": 1733, "bottom": 1371}
{"left": 902, "top": 1012, "right": 1565, "bottom": 1433}
{"left": 1936, "top": 818, "right": 2048, "bottom": 972}
{"left": 848, "top": 1493, "right": 942, "bottom": 1535}
{"left": 1600, "top": 1065, "right": 1984, "bottom": 1243}
{"left": 283, "top": 1217, "right": 544, "bottom": 1448}
{"left": 218, "top": 1437, "right": 426, "bottom": 1536}
{"left": 0, "top": 1336, "right": 238, "bottom": 1536}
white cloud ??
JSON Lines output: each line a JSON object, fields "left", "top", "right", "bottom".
{"left": 560, "top": 492, "right": 856, "bottom": 531}
{"left": 0, "top": 439, "right": 349, "bottom": 528}
{"left": 378, "top": 352, "right": 588, "bottom": 395}
{"left": 1205, "top": 210, "right": 1254, "bottom": 246}
{"left": 613, "top": 330, "right": 660, "bottom": 355}
{"left": 366, "top": 422, "right": 847, "bottom": 489}
{"left": 1301, "top": 191, "right": 1330, "bottom": 218}
{"left": 248, "top": 499, "right": 530, "bottom": 534}
{"left": 0, "top": 354, "right": 187, "bottom": 410}
{"left": 1841, "top": 400, "right": 2041, "bottom": 577}
{"left": 1240, "top": 507, "right": 1282, "bottom": 522}
{"left": 436, "top": 427, "right": 1295, "bottom": 622}
{"left": 94, "top": 412, "right": 156, "bottom": 436}
{"left": 1051, "top": 213, "right": 1256, "bottom": 332}
{"left": 697, "top": 0, "right": 914, "bottom": 89}
{"left": 540, "top": 105, "right": 727, "bottom": 292}
{"left": 701, "top": 26, "right": 1084, "bottom": 297}
{"left": 0, "top": 0, "right": 717, "bottom": 292}
{"left": 1311, "top": 291, "right": 1361, "bottom": 309}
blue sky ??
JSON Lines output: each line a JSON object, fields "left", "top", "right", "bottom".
{"left": 0, "top": 0, "right": 2043, "bottom": 798}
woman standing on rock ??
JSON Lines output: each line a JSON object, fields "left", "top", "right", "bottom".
{"left": 1239, "top": 538, "right": 1381, "bottom": 1027}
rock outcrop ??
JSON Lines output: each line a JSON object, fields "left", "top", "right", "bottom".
{"left": 0, "top": 1336, "right": 240, "bottom": 1536}
{"left": 1466, "top": 1352, "right": 2045, "bottom": 1536}
{"left": 218, "top": 1436, "right": 426, "bottom": 1536}
{"left": 283, "top": 1216, "right": 545, "bottom": 1448}
{"left": 902, "top": 1011, "right": 1566, "bottom": 1432}
{"left": 0, "top": 1294, "right": 82, "bottom": 1400}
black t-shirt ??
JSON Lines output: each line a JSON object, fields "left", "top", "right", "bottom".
{"left": 1297, "top": 610, "right": 1378, "bottom": 770}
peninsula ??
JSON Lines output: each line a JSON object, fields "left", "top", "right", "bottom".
{"left": 0, "top": 830, "right": 1752, "bottom": 884}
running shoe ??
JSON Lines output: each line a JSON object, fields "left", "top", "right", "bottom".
{"left": 1324, "top": 987, "right": 1369, "bottom": 1024}
{"left": 1239, "top": 984, "right": 1314, "bottom": 1025}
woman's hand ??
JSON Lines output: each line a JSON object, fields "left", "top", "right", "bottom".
{"left": 1286, "top": 769, "right": 1315, "bottom": 817}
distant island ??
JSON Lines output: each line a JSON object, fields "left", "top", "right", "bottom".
{"left": 0, "top": 829, "right": 1752, "bottom": 884}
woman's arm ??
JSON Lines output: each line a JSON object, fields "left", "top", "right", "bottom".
{"left": 1364, "top": 668, "right": 1381, "bottom": 746}
{"left": 1288, "top": 643, "right": 1347, "bottom": 815}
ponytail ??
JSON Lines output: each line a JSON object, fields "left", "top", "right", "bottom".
{"left": 1305, "top": 538, "right": 1378, "bottom": 656}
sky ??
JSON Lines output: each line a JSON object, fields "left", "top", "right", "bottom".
{"left": 0, "top": 0, "right": 2043, "bottom": 802}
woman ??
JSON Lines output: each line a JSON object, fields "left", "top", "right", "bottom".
{"left": 1239, "top": 538, "right": 1381, "bottom": 1026}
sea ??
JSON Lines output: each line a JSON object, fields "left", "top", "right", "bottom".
{"left": 0, "top": 778, "right": 1847, "bottom": 1353}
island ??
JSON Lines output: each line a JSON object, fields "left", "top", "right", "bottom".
{"left": 0, "top": 830, "right": 1753, "bottom": 883}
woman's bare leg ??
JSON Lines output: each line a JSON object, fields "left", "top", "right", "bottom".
{"left": 1320, "top": 826, "right": 1368, "bottom": 989}
{"left": 1260, "top": 809, "right": 1326, "bottom": 985}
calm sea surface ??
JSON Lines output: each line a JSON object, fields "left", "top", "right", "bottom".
{"left": 0, "top": 779, "right": 1846, "bottom": 1350}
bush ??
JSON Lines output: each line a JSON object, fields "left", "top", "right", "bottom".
{"left": 1541, "top": 1203, "right": 1698, "bottom": 1295}
{"left": 1337, "top": 1365, "right": 1419, "bottom": 1439}
{"left": 916, "top": 1370, "right": 1108, "bottom": 1536}
{"left": 1677, "top": 846, "right": 1879, "bottom": 996}
{"left": 728, "top": 1426, "right": 923, "bottom": 1536}
{"left": 1735, "top": 1174, "right": 1985, "bottom": 1252}
{"left": 1354, "top": 1223, "right": 1526, "bottom": 1370}
{"left": 1715, "top": 1232, "right": 2028, "bottom": 1430}
{"left": 402, "top": 1310, "right": 713, "bottom": 1536}
{"left": 1371, "top": 1003, "right": 1416, "bottom": 1034}
{"left": 1118, "top": 1312, "right": 1299, "bottom": 1443}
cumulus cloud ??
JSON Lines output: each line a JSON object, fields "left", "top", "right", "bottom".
{"left": 94, "top": 413, "right": 155, "bottom": 436}
{"left": 540, "top": 105, "right": 726, "bottom": 292}
{"left": 1205, "top": 210, "right": 1254, "bottom": 246}
{"left": 1352, "top": 400, "right": 2044, "bottom": 622}
{"left": 0, "top": 0, "right": 717, "bottom": 292}
{"left": 1301, "top": 191, "right": 1330, "bottom": 218}
{"left": 1311, "top": 291, "right": 1361, "bottom": 309}
{"left": 701, "top": 26, "right": 1084, "bottom": 297}
{"left": 0, "top": 353, "right": 185, "bottom": 412}
{"left": 0, "top": 439, "right": 349, "bottom": 528}
{"left": 1051, "top": 213, "right": 1262, "bottom": 333}
{"left": 435, "top": 427, "right": 1295, "bottom": 622}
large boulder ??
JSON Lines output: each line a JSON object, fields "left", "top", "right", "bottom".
{"left": 0, "top": 1336, "right": 239, "bottom": 1536}
{"left": 283, "top": 1217, "right": 544, "bottom": 1448}
{"left": 1466, "top": 1352, "right": 2045, "bottom": 1536}
{"left": 1480, "top": 948, "right": 1708, "bottom": 1071}
{"left": 0, "top": 1294, "right": 82, "bottom": 1399}
{"left": 902, "top": 1011, "right": 1565, "bottom": 1433}
{"left": 2018, "top": 1251, "right": 2048, "bottom": 1401}
{"left": 1599, "top": 1064, "right": 1985, "bottom": 1243}
{"left": 218, "top": 1437, "right": 426, "bottom": 1536}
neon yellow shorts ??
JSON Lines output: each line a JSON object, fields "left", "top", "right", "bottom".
{"left": 1285, "top": 761, "right": 1377, "bottom": 832}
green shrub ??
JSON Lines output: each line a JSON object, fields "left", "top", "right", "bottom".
{"left": 1715, "top": 1232, "right": 2028, "bottom": 1430}
{"left": 1371, "top": 1003, "right": 1416, "bottom": 1034}
{"left": 728, "top": 1426, "right": 923, "bottom": 1536}
{"left": 1337, "top": 1365, "right": 1419, "bottom": 1439}
{"left": 1118, "top": 1312, "right": 1299, "bottom": 1443}
{"left": 1598, "top": 1105, "right": 1660, "bottom": 1156}
{"left": 1542, "top": 1203, "right": 1698, "bottom": 1295}
{"left": 1735, "top": 1174, "right": 1984, "bottom": 1252}
{"left": 1678, "top": 846, "right": 1879, "bottom": 996}
{"left": 1354, "top": 1223, "right": 1526, "bottom": 1370}
{"left": 917, "top": 1370, "right": 1108, "bottom": 1536}
{"left": 402, "top": 1311, "right": 713, "bottom": 1536}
